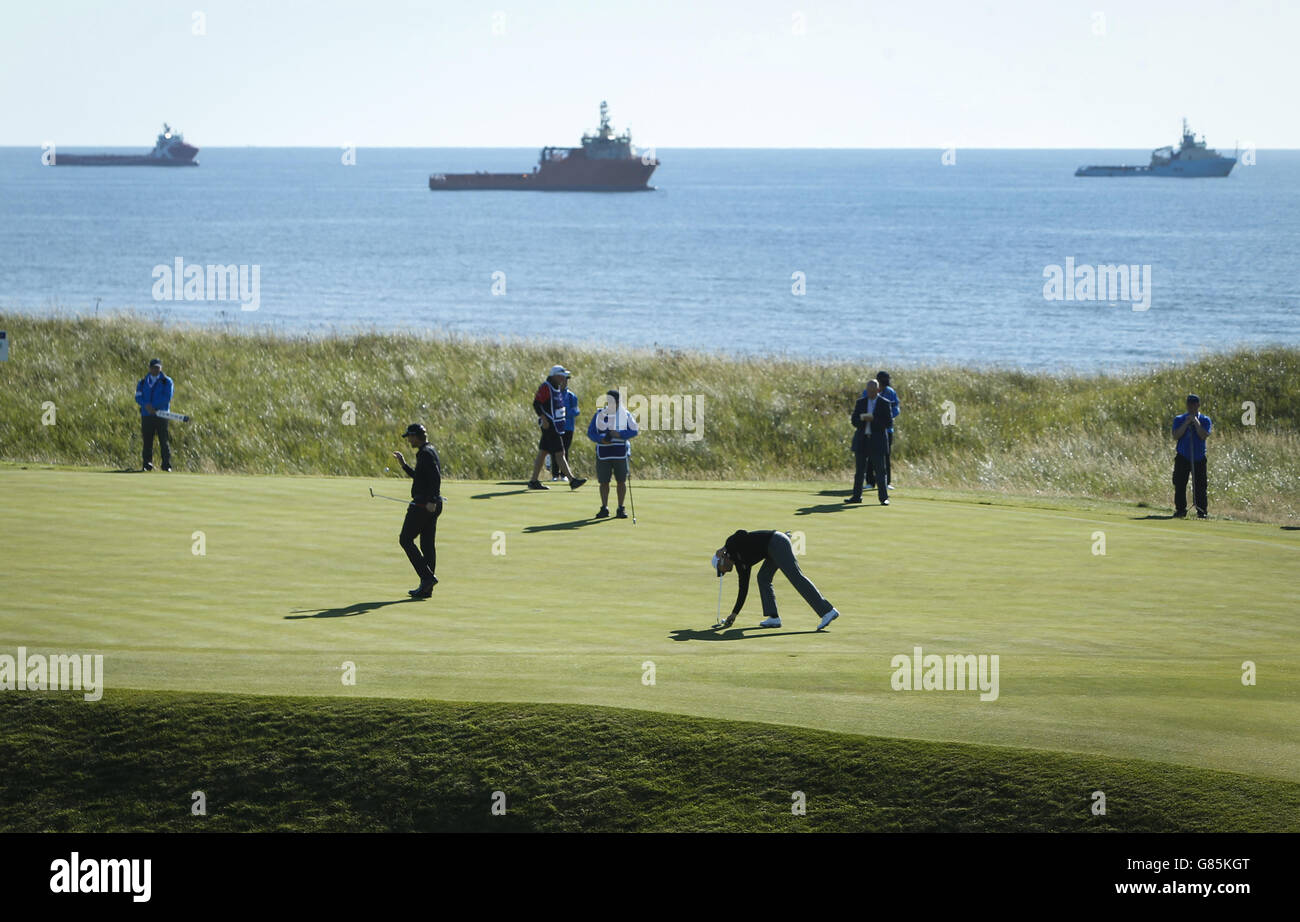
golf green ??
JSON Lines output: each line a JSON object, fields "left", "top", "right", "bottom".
{"left": 3, "top": 466, "right": 1297, "bottom": 783}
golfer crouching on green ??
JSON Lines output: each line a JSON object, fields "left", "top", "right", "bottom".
{"left": 712, "top": 530, "right": 841, "bottom": 631}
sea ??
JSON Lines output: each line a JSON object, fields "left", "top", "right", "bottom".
{"left": 1, "top": 146, "right": 1296, "bottom": 371}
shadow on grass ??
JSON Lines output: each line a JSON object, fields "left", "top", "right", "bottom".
{"left": 795, "top": 502, "right": 858, "bottom": 515}
{"left": 523, "top": 517, "right": 611, "bottom": 533}
{"left": 816, "top": 488, "right": 854, "bottom": 497}
{"left": 668, "top": 627, "right": 826, "bottom": 642}
{"left": 285, "top": 599, "right": 418, "bottom": 619}
{"left": 1132, "top": 514, "right": 1179, "bottom": 520}
{"left": 471, "top": 482, "right": 533, "bottom": 499}
{"left": 1282, "top": 526, "right": 1300, "bottom": 531}
{"left": 104, "top": 468, "right": 145, "bottom": 474}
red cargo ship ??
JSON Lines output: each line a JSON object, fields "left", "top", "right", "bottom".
{"left": 429, "top": 102, "right": 657, "bottom": 192}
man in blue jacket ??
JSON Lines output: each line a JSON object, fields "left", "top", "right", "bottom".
{"left": 135, "top": 358, "right": 174, "bottom": 471}
{"left": 587, "top": 389, "right": 638, "bottom": 519}
{"left": 1172, "top": 394, "right": 1212, "bottom": 518}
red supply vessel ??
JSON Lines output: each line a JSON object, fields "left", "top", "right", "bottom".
{"left": 429, "top": 102, "right": 657, "bottom": 192}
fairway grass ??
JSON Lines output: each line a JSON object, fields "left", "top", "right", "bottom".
{"left": 4, "top": 691, "right": 1299, "bottom": 832}
{"left": 4, "top": 465, "right": 1298, "bottom": 800}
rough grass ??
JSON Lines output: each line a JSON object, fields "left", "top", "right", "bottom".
{"left": 1, "top": 312, "right": 1296, "bottom": 522}
{"left": 3, "top": 691, "right": 1298, "bottom": 832}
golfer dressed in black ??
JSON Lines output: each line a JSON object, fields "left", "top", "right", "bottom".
{"left": 713, "top": 530, "right": 841, "bottom": 631}
{"left": 392, "top": 423, "right": 443, "bottom": 598}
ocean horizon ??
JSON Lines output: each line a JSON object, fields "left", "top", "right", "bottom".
{"left": 3, "top": 146, "right": 1296, "bottom": 370}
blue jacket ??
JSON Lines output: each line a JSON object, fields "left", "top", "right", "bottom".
{"left": 135, "top": 373, "right": 173, "bottom": 417}
{"left": 562, "top": 388, "right": 579, "bottom": 433}
{"left": 1174, "top": 412, "right": 1212, "bottom": 461}
{"left": 587, "top": 406, "right": 639, "bottom": 460}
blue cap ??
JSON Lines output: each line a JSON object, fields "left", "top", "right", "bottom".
{"left": 1187, "top": 394, "right": 1200, "bottom": 403}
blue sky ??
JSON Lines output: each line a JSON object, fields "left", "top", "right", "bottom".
{"left": 0, "top": 0, "right": 1291, "bottom": 147}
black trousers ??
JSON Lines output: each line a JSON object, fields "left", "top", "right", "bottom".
{"left": 852, "top": 437, "right": 889, "bottom": 503}
{"left": 865, "top": 429, "right": 893, "bottom": 485}
{"left": 550, "top": 430, "right": 574, "bottom": 474}
{"left": 141, "top": 416, "right": 170, "bottom": 468}
{"left": 399, "top": 500, "right": 442, "bottom": 581}
{"left": 1173, "top": 454, "right": 1207, "bottom": 514}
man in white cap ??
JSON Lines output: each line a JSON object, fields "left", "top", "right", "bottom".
{"left": 549, "top": 370, "right": 579, "bottom": 482}
{"left": 528, "top": 365, "right": 587, "bottom": 491}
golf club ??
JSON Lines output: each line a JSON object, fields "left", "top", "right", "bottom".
{"left": 154, "top": 409, "right": 190, "bottom": 422}
{"left": 369, "top": 487, "right": 414, "bottom": 505}
{"left": 711, "top": 574, "right": 725, "bottom": 629}
{"left": 627, "top": 456, "right": 637, "bottom": 524}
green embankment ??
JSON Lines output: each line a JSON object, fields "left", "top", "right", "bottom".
{"left": 4, "top": 692, "right": 1298, "bottom": 832}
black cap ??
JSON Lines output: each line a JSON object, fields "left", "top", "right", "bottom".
{"left": 606, "top": 389, "right": 620, "bottom": 403}
{"left": 403, "top": 423, "right": 427, "bottom": 437}
{"left": 148, "top": 358, "right": 162, "bottom": 368}
{"left": 1186, "top": 394, "right": 1200, "bottom": 404}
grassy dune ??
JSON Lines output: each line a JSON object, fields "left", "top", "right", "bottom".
{"left": 4, "top": 692, "right": 1298, "bottom": 832}
{"left": 0, "top": 313, "right": 1296, "bottom": 522}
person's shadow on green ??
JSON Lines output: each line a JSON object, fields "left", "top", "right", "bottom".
{"left": 669, "top": 627, "right": 824, "bottom": 641}
{"left": 285, "top": 599, "right": 418, "bottom": 619}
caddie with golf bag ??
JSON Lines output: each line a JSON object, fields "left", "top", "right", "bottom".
{"left": 391, "top": 423, "right": 444, "bottom": 599}
{"left": 135, "top": 357, "right": 175, "bottom": 471}
{"left": 528, "top": 365, "right": 587, "bottom": 492}
{"left": 586, "top": 389, "right": 639, "bottom": 519}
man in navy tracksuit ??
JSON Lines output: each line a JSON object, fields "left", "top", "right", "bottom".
{"left": 135, "top": 358, "right": 174, "bottom": 471}
{"left": 1172, "top": 394, "right": 1212, "bottom": 518}
{"left": 712, "top": 529, "right": 841, "bottom": 631}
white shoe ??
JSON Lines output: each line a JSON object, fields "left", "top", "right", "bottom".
{"left": 817, "top": 609, "right": 840, "bottom": 631}
{"left": 759, "top": 616, "right": 782, "bottom": 628}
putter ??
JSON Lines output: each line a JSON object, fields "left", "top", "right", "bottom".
{"left": 369, "top": 487, "right": 414, "bottom": 505}
{"left": 711, "top": 574, "right": 725, "bottom": 629}
{"left": 627, "top": 459, "right": 637, "bottom": 524}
